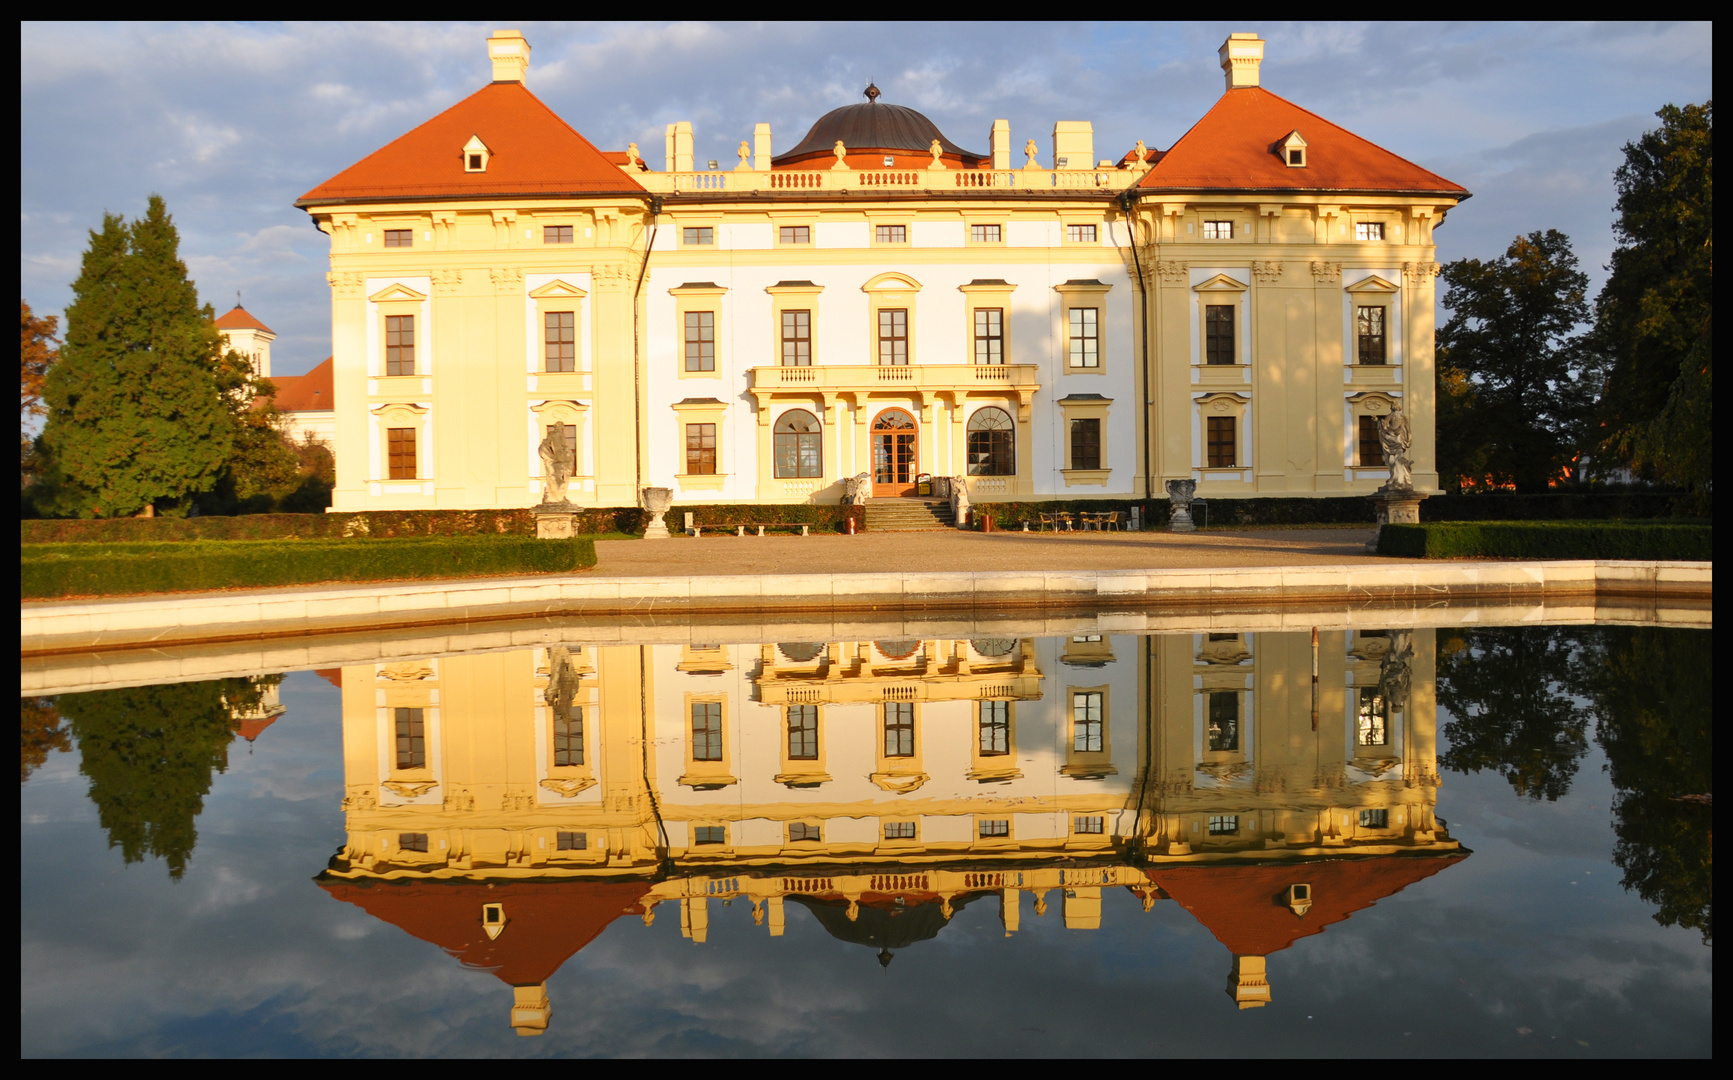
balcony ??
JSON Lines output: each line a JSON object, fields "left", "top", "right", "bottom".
{"left": 638, "top": 167, "right": 1134, "bottom": 195}
{"left": 749, "top": 363, "right": 1040, "bottom": 420}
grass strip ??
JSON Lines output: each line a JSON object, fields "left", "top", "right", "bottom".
{"left": 21, "top": 536, "right": 596, "bottom": 599}
{"left": 1376, "top": 521, "right": 1711, "bottom": 560}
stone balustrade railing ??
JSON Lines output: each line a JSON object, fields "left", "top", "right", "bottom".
{"left": 637, "top": 167, "right": 1136, "bottom": 194}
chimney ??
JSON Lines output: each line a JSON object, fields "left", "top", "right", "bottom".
{"left": 1052, "top": 121, "right": 1093, "bottom": 171}
{"left": 1219, "top": 33, "right": 1263, "bottom": 91}
{"left": 988, "top": 119, "right": 1011, "bottom": 171}
{"left": 488, "top": 29, "right": 530, "bottom": 84}
{"left": 665, "top": 122, "right": 694, "bottom": 173}
{"left": 753, "top": 123, "right": 772, "bottom": 172}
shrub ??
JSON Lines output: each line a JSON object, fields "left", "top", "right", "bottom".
{"left": 1376, "top": 521, "right": 1711, "bottom": 560}
{"left": 21, "top": 536, "right": 596, "bottom": 599}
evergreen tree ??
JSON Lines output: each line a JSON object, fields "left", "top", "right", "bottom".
{"left": 1594, "top": 102, "right": 1713, "bottom": 506}
{"left": 1435, "top": 231, "right": 1598, "bottom": 492}
{"left": 38, "top": 196, "right": 233, "bottom": 517}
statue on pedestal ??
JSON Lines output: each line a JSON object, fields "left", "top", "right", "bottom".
{"left": 1165, "top": 478, "right": 1198, "bottom": 532}
{"left": 844, "top": 473, "right": 872, "bottom": 506}
{"left": 536, "top": 425, "right": 575, "bottom": 509}
{"left": 949, "top": 475, "right": 971, "bottom": 529}
{"left": 1375, "top": 408, "right": 1414, "bottom": 493}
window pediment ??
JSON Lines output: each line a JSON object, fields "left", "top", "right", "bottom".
{"left": 862, "top": 271, "right": 922, "bottom": 293}
{"left": 1346, "top": 274, "right": 1399, "bottom": 294}
{"left": 668, "top": 281, "right": 727, "bottom": 296}
{"left": 529, "top": 279, "right": 588, "bottom": 300}
{"left": 1193, "top": 273, "right": 1248, "bottom": 293}
{"left": 369, "top": 282, "right": 427, "bottom": 303}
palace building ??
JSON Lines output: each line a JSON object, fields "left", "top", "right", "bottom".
{"left": 296, "top": 30, "right": 1465, "bottom": 513}
{"left": 318, "top": 628, "right": 1464, "bottom": 1032}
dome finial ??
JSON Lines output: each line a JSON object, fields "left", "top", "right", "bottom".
{"left": 864, "top": 81, "right": 880, "bottom": 104}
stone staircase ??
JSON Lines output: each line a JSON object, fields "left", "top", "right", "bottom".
{"left": 864, "top": 498, "right": 956, "bottom": 532}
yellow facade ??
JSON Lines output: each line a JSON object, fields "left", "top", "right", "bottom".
{"left": 321, "top": 628, "right": 1463, "bottom": 1029}
{"left": 299, "top": 30, "right": 1462, "bottom": 511}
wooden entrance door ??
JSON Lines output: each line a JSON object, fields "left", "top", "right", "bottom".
{"left": 871, "top": 409, "right": 918, "bottom": 497}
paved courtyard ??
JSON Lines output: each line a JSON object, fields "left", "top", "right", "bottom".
{"left": 593, "top": 526, "right": 1394, "bottom": 577}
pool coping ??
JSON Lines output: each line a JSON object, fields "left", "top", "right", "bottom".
{"left": 18, "top": 559, "right": 1710, "bottom": 659}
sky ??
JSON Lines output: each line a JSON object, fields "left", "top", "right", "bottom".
{"left": 19, "top": 21, "right": 1713, "bottom": 378}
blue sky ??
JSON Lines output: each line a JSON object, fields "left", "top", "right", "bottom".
{"left": 19, "top": 21, "right": 1713, "bottom": 378}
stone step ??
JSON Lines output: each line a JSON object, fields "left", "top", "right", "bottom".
{"left": 865, "top": 500, "right": 955, "bottom": 532}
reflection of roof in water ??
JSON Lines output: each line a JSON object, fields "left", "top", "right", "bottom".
{"left": 790, "top": 892, "right": 988, "bottom": 955}
{"left": 1149, "top": 851, "right": 1468, "bottom": 957}
{"left": 318, "top": 878, "right": 650, "bottom": 986}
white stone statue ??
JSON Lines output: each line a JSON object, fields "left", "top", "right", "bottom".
{"left": 537, "top": 425, "right": 574, "bottom": 508}
{"left": 844, "top": 473, "right": 872, "bottom": 506}
{"left": 1376, "top": 408, "right": 1414, "bottom": 493}
{"left": 949, "top": 475, "right": 971, "bottom": 527}
{"left": 1165, "top": 478, "right": 1198, "bottom": 533}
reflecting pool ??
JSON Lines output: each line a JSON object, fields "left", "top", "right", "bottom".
{"left": 20, "top": 625, "right": 1712, "bottom": 1057}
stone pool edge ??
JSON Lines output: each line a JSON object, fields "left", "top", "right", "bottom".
{"left": 18, "top": 559, "right": 1710, "bottom": 659}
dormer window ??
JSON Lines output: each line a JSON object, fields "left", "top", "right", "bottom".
{"left": 1279, "top": 129, "right": 1307, "bottom": 168}
{"left": 462, "top": 134, "right": 490, "bottom": 173}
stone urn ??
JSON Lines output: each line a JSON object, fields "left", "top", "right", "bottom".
{"left": 640, "top": 486, "right": 673, "bottom": 539}
{"left": 1165, "top": 479, "right": 1198, "bottom": 533}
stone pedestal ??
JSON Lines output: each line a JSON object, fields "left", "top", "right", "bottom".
{"left": 1165, "top": 479, "right": 1198, "bottom": 533}
{"left": 1367, "top": 489, "right": 1424, "bottom": 551}
{"left": 641, "top": 486, "right": 673, "bottom": 540}
{"left": 534, "top": 504, "right": 576, "bottom": 539}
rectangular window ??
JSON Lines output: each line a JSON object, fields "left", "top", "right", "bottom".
{"left": 544, "top": 225, "right": 574, "bottom": 244}
{"left": 690, "top": 701, "right": 723, "bottom": 761}
{"left": 973, "top": 308, "right": 1004, "bottom": 365}
{"left": 553, "top": 707, "right": 584, "bottom": 767}
{"left": 877, "top": 308, "right": 908, "bottom": 366}
{"left": 1207, "top": 692, "right": 1239, "bottom": 752}
{"left": 398, "top": 832, "right": 428, "bottom": 852}
{"left": 883, "top": 702, "right": 915, "bottom": 757}
{"left": 1359, "top": 808, "right": 1390, "bottom": 829}
{"left": 1356, "top": 305, "right": 1387, "bottom": 365}
{"left": 1359, "top": 415, "right": 1385, "bottom": 466}
{"left": 1070, "top": 417, "right": 1101, "bottom": 470}
{"left": 979, "top": 819, "right": 1010, "bottom": 838}
{"left": 971, "top": 223, "right": 1002, "bottom": 243}
{"left": 557, "top": 831, "right": 587, "bottom": 850}
{"left": 1356, "top": 222, "right": 1385, "bottom": 241}
{"left": 387, "top": 427, "right": 417, "bottom": 480}
{"left": 383, "top": 229, "right": 413, "bottom": 248}
{"left": 385, "top": 314, "right": 415, "bottom": 376}
{"left": 682, "top": 226, "right": 714, "bottom": 246}
{"left": 1208, "top": 815, "right": 1239, "bottom": 836}
{"left": 780, "top": 310, "right": 811, "bottom": 367}
{"left": 979, "top": 700, "right": 1010, "bottom": 756}
{"left": 1205, "top": 305, "right": 1235, "bottom": 365}
{"left": 1068, "top": 307, "right": 1099, "bottom": 368}
{"left": 875, "top": 224, "right": 907, "bottom": 244}
{"left": 545, "top": 311, "right": 576, "bottom": 372}
{"left": 789, "top": 822, "right": 822, "bottom": 842}
{"left": 1203, "top": 220, "right": 1233, "bottom": 240}
{"left": 1357, "top": 688, "right": 1388, "bottom": 746}
{"left": 778, "top": 225, "right": 811, "bottom": 244}
{"left": 1073, "top": 691, "right": 1103, "bottom": 752}
{"left": 394, "top": 707, "right": 425, "bottom": 770}
{"left": 1066, "top": 224, "right": 1097, "bottom": 243}
{"left": 683, "top": 311, "right": 715, "bottom": 372}
{"left": 684, "top": 423, "right": 717, "bottom": 475}
{"left": 1074, "top": 816, "right": 1105, "bottom": 835}
{"left": 693, "top": 825, "right": 726, "bottom": 845}
{"left": 787, "top": 705, "right": 818, "bottom": 760}
{"left": 884, "top": 821, "right": 916, "bottom": 840}
{"left": 1206, "top": 416, "right": 1236, "bottom": 468}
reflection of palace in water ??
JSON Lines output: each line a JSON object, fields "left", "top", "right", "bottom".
{"left": 318, "top": 630, "right": 1465, "bottom": 1033}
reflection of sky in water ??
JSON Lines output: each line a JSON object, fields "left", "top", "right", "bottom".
{"left": 20, "top": 634, "right": 1711, "bottom": 1058}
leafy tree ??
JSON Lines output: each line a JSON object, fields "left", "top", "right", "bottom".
{"left": 197, "top": 356, "right": 303, "bottom": 514}
{"left": 1594, "top": 102, "right": 1713, "bottom": 506}
{"left": 20, "top": 300, "right": 57, "bottom": 423}
{"left": 1578, "top": 627, "right": 1713, "bottom": 943}
{"left": 21, "top": 697, "right": 70, "bottom": 782}
{"left": 55, "top": 675, "right": 279, "bottom": 879}
{"left": 37, "top": 196, "right": 234, "bottom": 517}
{"left": 1436, "top": 230, "right": 1598, "bottom": 492}
{"left": 1436, "top": 627, "right": 1590, "bottom": 801}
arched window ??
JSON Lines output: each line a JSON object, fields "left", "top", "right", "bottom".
{"left": 778, "top": 642, "right": 825, "bottom": 663}
{"left": 774, "top": 409, "right": 822, "bottom": 479}
{"left": 966, "top": 407, "right": 1015, "bottom": 476}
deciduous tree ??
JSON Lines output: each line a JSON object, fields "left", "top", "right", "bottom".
{"left": 20, "top": 300, "right": 57, "bottom": 422}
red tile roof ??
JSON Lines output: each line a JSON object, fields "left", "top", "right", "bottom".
{"left": 1139, "top": 87, "right": 1467, "bottom": 197}
{"left": 320, "top": 878, "right": 651, "bottom": 986}
{"left": 1149, "top": 852, "right": 1467, "bottom": 956}
{"left": 298, "top": 82, "right": 646, "bottom": 206}
{"left": 215, "top": 304, "right": 273, "bottom": 333}
{"left": 271, "top": 357, "right": 333, "bottom": 413}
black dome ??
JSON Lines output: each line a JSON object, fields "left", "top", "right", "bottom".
{"left": 788, "top": 893, "right": 985, "bottom": 952}
{"left": 774, "top": 101, "right": 981, "bottom": 165}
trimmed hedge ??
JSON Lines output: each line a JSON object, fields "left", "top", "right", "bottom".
{"left": 1423, "top": 492, "right": 1694, "bottom": 521}
{"left": 1375, "top": 521, "right": 1712, "bottom": 560}
{"left": 21, "top": 536, "right": 596, "bottom": 599}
